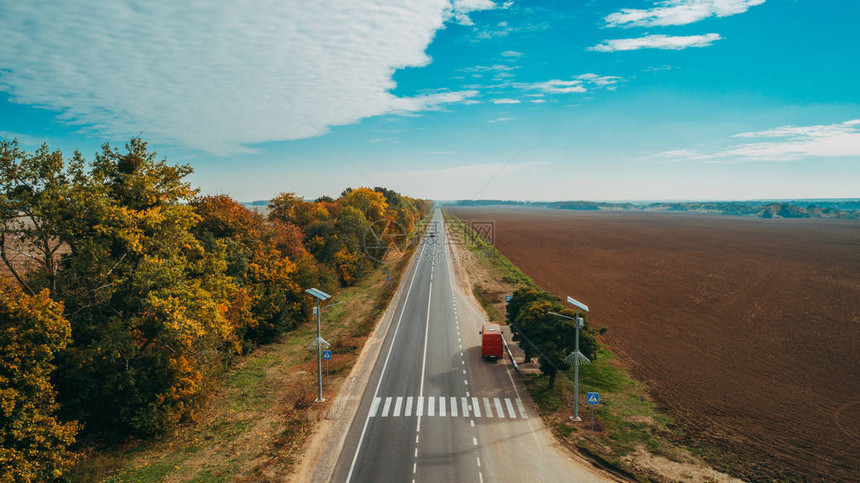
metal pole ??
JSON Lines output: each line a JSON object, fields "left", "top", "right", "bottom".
{"left": 316, "top": 300, "right": 324, "bottom": 402}
{"left": 575, "top": 312, "right": 581, "bottom": 420}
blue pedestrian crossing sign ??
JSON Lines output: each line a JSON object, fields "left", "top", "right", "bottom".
{"left": 587, "top": 392, "right": 599, "bottom": 405}
{"left": 322, "top": 350, "right": 332, "bottom": 360}
{"left": 505, "top": 295, "right": 511, "bottom": 303}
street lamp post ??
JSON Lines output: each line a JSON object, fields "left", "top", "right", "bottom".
{"left": 306, "top": 288, "right": 331, "bottom": 402}
{"left": 552, "top": 295, "right": 591, "bottom": 422}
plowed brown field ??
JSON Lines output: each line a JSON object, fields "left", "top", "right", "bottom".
{"left": 449, "top": 207, "right": 860, "bottom": 482}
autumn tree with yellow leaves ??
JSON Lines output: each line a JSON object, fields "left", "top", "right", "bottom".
{"left": 0, "top": 137, "right": 429, "bottom": 478}
{"left": 0, "top": 279, "right": 78, "bottom": 481}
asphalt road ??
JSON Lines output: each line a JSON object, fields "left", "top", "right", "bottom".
{"left": 330, "top": 208, "right": 606, "bottom": 483}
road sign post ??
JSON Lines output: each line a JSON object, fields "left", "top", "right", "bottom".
{"left": 587, "top": 392, "right": 599, "bottom": 431}
{"left": 306, "top": 288, "right": 332, "bottom": 402}
{"left": 562, "top": 296, "right": 590, "bottom": 422}
{"left": 322, "top": 350, "right": 332, "bottom": 379}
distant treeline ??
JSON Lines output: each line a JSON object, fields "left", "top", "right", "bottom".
{"left": 444, "top": 199, "right": 860, "bottom": 219}
{"left": 0, "top": 138, "right": 430, "bottom": 480}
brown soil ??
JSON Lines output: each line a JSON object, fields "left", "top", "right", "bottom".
{"left": 449, "top": 207, "right": 860, "bottom": 482}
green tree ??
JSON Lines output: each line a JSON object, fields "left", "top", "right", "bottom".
{"left": 0, "top": 140, "right": 85, "bottom": 296}
{"left": 53, "top": 139, "right": 240, "bottom": 436}
{"left": 508, "top": 289, "right": 597, "bottom": 388}
{"left": 507, "top": 287, "right": 559, "bottom": 363}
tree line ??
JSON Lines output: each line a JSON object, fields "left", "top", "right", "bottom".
{"left": 446, "top": 199, "right": 860, "bottom": 219}
{"left": 0, "top": 138, "right": 429, "bottom": 481}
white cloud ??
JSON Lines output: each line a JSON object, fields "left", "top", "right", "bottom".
{"left": 0, "top": 131, "right": 47, "bottom": 147}
{"left": 514, "top": 74, "right": 622, "bottom": 94}
{"left": 488, "top": 117, "right": 514, "bottom": 123}
{"left": 459, "top": 64, "right": 517, "bottom": 73}
{"left": 493, "top": 98, "right": 521, "bottom": 104}
{"left": 589, "top": 34, "right": 722, "bottom": 52}
{"left": 0, "top": 1, "right": 483, "bottom": 155}
{"left": 526, "top": 80, "right": 587, "bottom": 94}
{"left": 529, "top": 99, "right": 547, "bottom": 103}
{"left": 475, "top": 21, "right": 517, "bottom": 39}
{"left": 500, "top": 50, "right": 523, "bottom": 58}
{"left": 645, "top": 65, "right": 676, "bottom": 72}
{"left": 449, "top": 0, "right": 500, "bottom": 26}
{"left": 656, "top": 120, "right": 860, "bottom": 162}
{"left": 605, "top": 0, "right": 765, "bottom": 28}
{"left": 723, "top": 120, "right": 860, "bottom": 160}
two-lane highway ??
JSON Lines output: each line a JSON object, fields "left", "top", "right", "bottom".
{"left": 331, "top": 208, "right": 606, "bottom": 482}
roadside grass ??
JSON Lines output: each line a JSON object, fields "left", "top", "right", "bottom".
{"left": 67, "top": 250, "right": 414, "bottom": 482}
{"left": 443, "top": 209, "right": 700, "bottom": 481}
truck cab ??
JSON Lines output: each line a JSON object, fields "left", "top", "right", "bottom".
{"left": 480, "top": 323, "right": 504, "bottom": 361}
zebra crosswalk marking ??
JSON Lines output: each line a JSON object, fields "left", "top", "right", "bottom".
{"left": 494, "top": 398, "right": 505, "bottom": 419}
{"left": 382, "top": 397, "right": 392, "bottom": 417}
{"left": 368, "top": 396, "right": 528, "bottom": 420}
{"left": 505, "top": 398, "right": 516, "bottom": 419}
{"left": 483, "top": 398, "right": 494, "bottom": 418}
{"left": 516, "top": 398, "right": 527, "bottom": 418}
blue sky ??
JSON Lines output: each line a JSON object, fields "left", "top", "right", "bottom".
{"left": 1, "top": 0, "right": 858, "bottom": 201}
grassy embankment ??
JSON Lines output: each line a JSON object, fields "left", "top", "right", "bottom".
{"left": 68, "top": 248, "right": 415, "bottom": 482}
{"left": 444, "top": 211, "right": 707, "bottom": 482}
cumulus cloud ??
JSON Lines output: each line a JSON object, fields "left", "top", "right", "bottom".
{"left": 605, "top": 0, "right": 765, "bottom": 28}
{"left": 493, "top": 98, "right": 521, "bottom": 104}
{"left": 589, "top": 34, "right": 722, "bottom": 52}
{"left": 657, "top": 120, "right": 860, "bottom": 162}
{"left": 500, "top": 50, "right": 524, "bottom": 58}
{"left": 0, "top": 1, "right": 486, "bottom": 155}
{"left": 515, "top": 74, "right": 622, "bottom": 94}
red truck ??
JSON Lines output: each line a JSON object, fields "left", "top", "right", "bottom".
{"left": 480, "top": 323, "right": 504, "bottom": 360}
